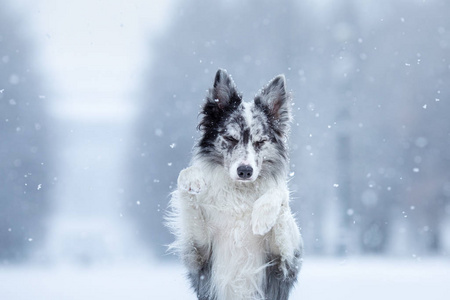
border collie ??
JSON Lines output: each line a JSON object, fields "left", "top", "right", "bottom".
{"left": 168, "top": 69, "right": 303, "bottom": 300}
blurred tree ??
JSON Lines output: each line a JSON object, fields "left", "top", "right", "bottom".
{"left": 0, "top": 4, "right": 50, "bottom": 263}
{"left": 390, "top": 0, "right": 450, "bottom": 254}
{"left": 348, "top": 0, "right": 450, "bottom": 254}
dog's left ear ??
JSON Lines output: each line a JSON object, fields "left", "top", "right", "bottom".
{"left": 208, "top": 69, "right": 242, "bottom": 111}
{"left": 255, "top": 75, "right": 291, "bottom": 133}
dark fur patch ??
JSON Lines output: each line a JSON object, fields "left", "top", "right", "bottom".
{"left": 188, "top": 259, "right": 216, "bottom": 300}
{"left": 242, "top": 128, "right": 250, "bottom": 146}
{"left": 197, "top": 70, "right": 242, "bottom": 166}
{"left": 186, "top": 244, "right": 216, "bottom": 300}
{"left": 264, "top": 251, "right": 302, "bottom": 300}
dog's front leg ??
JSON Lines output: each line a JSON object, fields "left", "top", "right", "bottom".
{"left": 271, "top": 204, "right": 303, "bottom": 272}
{"left": 259, "top": 191, "right": 302, "bottom": 300}
{"left": 176, "top": 166, "right": 211, "bottom": 266}
{"left": 175, "top": 166, "right": 213, "bottom": 299}
{"left": 251, "top": 187, "right": 287, "bottom": 236}
{"left": 251, "top": 185, "right": 302, "bottom": 261}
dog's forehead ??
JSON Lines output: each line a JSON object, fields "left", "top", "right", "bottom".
{"left": 247, "top": 102, "right": 271, "bottom": 135}
{"left": 224, "top": 108, "right": 245, "bottom": 133}
{"left": 223, "top": 102, "right": 266, "bottom": 137}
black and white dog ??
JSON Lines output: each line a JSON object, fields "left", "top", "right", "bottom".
{"left": 168, "top": 69, "right": 303, "bottom": 300}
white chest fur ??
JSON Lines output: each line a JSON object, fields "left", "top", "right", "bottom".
{"left": 170, "top": 164, "right": 300, "bottom": 300}
{"left": 195, "top": 172, "right": 270, "bottom": 299}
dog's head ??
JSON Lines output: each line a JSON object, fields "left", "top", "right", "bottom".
{"left": 197, "top": 69, "right": 292, "bottom": 182}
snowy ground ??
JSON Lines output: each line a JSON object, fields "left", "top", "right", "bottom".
{"left": 1, "top": 258, "right": 449, "bottom": 300}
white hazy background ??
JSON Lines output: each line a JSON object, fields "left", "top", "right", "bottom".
{"left": 6, "top": 0, "right": 174, "bottom": 264}
{"left": 1, "top": 0, "right": 450, "bottom": 299}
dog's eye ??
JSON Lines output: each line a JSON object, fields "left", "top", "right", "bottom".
{"left": 224, "top": 136, "right": 239, "bottom": 145}
{"left": 254, "top": 139, "right": 268, "bottom": 148}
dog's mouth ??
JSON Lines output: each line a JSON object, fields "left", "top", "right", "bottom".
{"left": 235, "top": 177, "right": 254, "bottom": 183}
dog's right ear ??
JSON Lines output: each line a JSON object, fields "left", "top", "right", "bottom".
{"left": 206, "top": 69, "right": 242, "bottom": 112}
{"left": 254, "top": 75, "right": 291, "bottom": 137}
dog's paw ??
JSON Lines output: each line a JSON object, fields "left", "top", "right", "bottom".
{"left": 252, "top": 200, "right": 280, "bottom": 236}
{"left": 178, "top": 167, "right": 207, "bottom": 195}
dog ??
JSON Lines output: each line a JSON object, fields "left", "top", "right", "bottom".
{"left": 167, "top": 69, "right": 303, "bottom": 300}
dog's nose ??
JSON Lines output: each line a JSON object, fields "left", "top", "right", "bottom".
{"left": 237, "top": 165, "right": 253, "bottom": 180}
